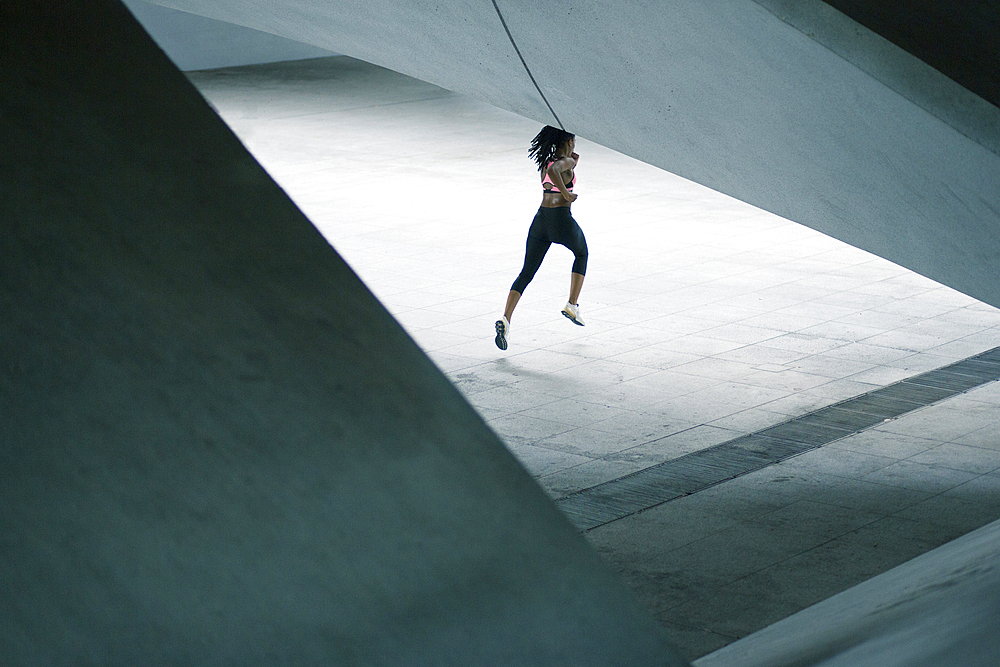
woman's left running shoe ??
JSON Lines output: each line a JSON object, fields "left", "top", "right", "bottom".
{"left": 495, "top": 316, "right": 510, "bottom": 350}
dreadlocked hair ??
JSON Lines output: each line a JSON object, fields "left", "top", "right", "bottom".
{"left": 528, "top": 125, "right": 575, "bottom": 173}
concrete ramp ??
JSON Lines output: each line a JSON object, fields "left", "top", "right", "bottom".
{"left": 0, "top": 3, "right": 687, "bottom": 664}
{"left": 695, "top": 518, "right": 1000, "bottom": 667}
{"left": 145, "top": 0, "right": 1000, "bottom": 309}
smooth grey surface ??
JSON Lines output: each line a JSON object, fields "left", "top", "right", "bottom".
{"left": 146, "top": 0, "right": 1000, "bottom": 314}
{"left": 190, "top": 55, "right": 1000, "bottom": 660}
{"left": 0, "top": 4, "right": 688, "bottom": 665}
{"left": 122, "top": 0, "right": 336, "bottom": 71}
{"left": 695, "top": 517, "right": 1000, "bottom": 667}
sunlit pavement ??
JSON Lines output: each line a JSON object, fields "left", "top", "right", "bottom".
{"left": 190, "top": 56, "right": 1000, "bottom": 659}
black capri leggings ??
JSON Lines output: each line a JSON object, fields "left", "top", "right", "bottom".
{"left": 511, "top": 206, "right": 588, "bottom": 294}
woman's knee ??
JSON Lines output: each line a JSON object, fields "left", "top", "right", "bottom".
{"left": 512, "top": 264, "right": 540, "bottom": 293}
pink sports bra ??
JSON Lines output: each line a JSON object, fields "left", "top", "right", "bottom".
{"left": 542, "top": 159, "right": 576, "bottom": 194}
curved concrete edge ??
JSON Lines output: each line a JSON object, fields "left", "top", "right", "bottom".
{"left": 144, "top": 0, "right": 559, "bottom": 126}
{"left": 694, "top": 518, "right": 1000, "bottom": 667}
{"left": 0, "top": 2, "right": 687, "bottom": 664}
{"left": 122, "top": 0, "right": 338, "bottom": 71}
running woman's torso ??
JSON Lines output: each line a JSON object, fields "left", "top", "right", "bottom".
{"left": 541, "top": 157, "right": 576, "bottom": 208}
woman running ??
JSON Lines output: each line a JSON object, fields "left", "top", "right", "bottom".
{"left": 494, "top": 126, "right": 588, "bottom": 350}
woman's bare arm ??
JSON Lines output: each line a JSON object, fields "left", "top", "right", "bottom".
{"left": 546, "top": 157, "right": 578, "bottom": 202}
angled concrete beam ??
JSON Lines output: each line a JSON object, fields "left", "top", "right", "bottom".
{"left": 0, "top": 2, "right": 687, "bottom": 664}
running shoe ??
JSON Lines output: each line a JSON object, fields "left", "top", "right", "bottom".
{"left": 562, "top": 302, "right": 585, "bottom": 326}
{"left": 495, "top": 316, "right": 510, "bottom": 350}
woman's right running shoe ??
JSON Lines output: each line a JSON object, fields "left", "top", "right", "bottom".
{"left": 561, "top": 302, "right": 585, "bottom": 326}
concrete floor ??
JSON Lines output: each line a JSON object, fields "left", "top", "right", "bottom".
{"left": 188, "top": 56, "right": 1000, "bottom": 661}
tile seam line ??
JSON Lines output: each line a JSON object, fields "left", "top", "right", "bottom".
{"left": 554, "top": 346, "right": 1000, "bottom": 529}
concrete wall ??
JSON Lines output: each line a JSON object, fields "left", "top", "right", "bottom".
{"left": 0, "top": 3, "right": 688, "bottom": 664}
{"left": 146, "top": 0, "right": 1000, "bottom": 311}
{"left": 122, "top": 0, "right": 336, "bottom": 71}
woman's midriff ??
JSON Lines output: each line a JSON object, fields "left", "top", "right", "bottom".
{"left": 541, "top": 191, "right": 572, "bottom": 208}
